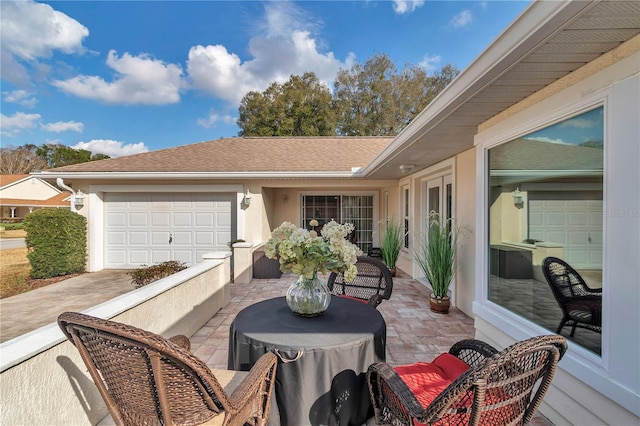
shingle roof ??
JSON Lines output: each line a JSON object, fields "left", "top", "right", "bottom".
{"left": 0, "top": 174, "right": 30, "bottom": 188}
{"left": 0, "top": 192, "right": 70, "bottom": 207}
{"left": 490, "top": 139, "right": 603, "bottom": 171}
{"left": 47, "top": 137, "right": 394, "bottom": 173}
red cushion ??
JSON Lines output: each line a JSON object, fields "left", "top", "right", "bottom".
{"left": 394, "top": 353, "right": 470, "bottom": 410}
{"left": 337, "top": 294, "right": 368, "bottom": 304}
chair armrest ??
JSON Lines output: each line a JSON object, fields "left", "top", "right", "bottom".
{"left": 448, "top": 339, "right": 498, "bottom": 367}
{"left": 368, "top": 294, "right": 384, "bottom": 308}
{"left": 168, "top": 335, "right": 191, "bottom": 351}
{"left": 228, "top": 351, "right": 278, "bottom": 412}
{"left": 367, "top": 362, "right": 427, "bottom": 423}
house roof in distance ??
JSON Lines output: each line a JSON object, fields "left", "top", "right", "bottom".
{"left": 40, "top": 137, "right": 393, "bottom": 177}
{"left": 0, "top": 174, "right": 31, "bottom": 188}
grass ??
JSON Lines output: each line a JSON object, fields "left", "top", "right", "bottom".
{"left": 0, "top": 247, "right": 31, "bottom": 298}
{"left": 0, "top": 229, "right": 26, "bottom": 239}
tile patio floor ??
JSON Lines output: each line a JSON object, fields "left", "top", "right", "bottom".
{"left": 189, "top": 270, "right": 553, "bottom": 426}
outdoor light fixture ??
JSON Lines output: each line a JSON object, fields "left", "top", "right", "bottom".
{"left": 399, "top": 164, "right": 415, "bottom": 173}
{"left": 512, "top": 187, "right": 524, "bottom": 208}
{"left": 242, "top": 189, "right": 252, "bottom": 208}
{"left": 74, "top": 191, "right": 86, "bottom": 209}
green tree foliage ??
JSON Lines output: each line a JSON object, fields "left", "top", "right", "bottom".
{"left": 238, "top": 72, "right": 336, "bottom": 136}
{"left": 23, "top": 208, "right": 87, "bottom": 279}
{"left": 36, "top": 143, "right": 110, "bottom": 168}
{"left": 333, "top": 54, "right": 459, "bottom": 136}
{"left": 0, "top": 143, "right": 110, "bottom": 174}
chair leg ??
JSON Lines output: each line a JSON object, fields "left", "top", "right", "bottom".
{"left": 570, "top": 324, "right": 577, "bottom": 337}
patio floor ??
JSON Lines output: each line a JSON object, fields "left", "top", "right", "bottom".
{"left": 189, "top": 270, "right": 554, "bottom": 426}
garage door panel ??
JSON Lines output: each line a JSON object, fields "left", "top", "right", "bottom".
{"left": 529, "top": 198, "right": 602, "bottom": 269}
{"left": 106, "top": 212, "right": 126, "bottom": 226}
{"left": 173, "top": 212, "right": 192, "bottom": 227}
{"left": 107, "top": 231, "right": 126, "bottom": 245}
{"left": 173, "top": 232, "right": 192, "bottom": 245}
{"left": 216, "top": 211, "right": 231, "bottom": 226}
{"left": 195, "top": 232, "right": 214, "bottom": 245}
{"left": 151, "top": 212, "right": 170, "bottom": 226}
{"left": 195, "top": 213, "right": 214, "bottom": 227}
{"left": 129, "top": 212, "right": 148, "bottom": 226}
{"left": 129, "top": 232, "right": 148, "bottom": 246}
{"left": 105, "top": 192, "right": 234, "bottom": 268}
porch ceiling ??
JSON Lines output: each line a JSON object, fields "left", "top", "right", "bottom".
{"left": 364, "top": 0, "right": 640, "bottom": 180}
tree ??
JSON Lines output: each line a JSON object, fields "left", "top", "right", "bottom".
{"left": 0, "top": 144, "right": 48, "bottom": 174}
{"left": 238, "top": 72, "right": 336, "bottom": 136}
{"left": 0, "top": 143, "right": 110, "bottom": 174}
{"left": 333, "top": 54, "right": 460, "bottom": 136}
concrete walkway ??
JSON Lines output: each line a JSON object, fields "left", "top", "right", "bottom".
{"left": 0, "top": 270, "right": 132, "bottom": 343}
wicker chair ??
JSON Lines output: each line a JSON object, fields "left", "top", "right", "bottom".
{"left": 58, "top": 312, "right": 277, "bottom": 426}
{"left": 542, "top": 256, "right": 602, "bottom": 336}
{"left": 328, "top": 255, "right": 393, "bottom": 308}
{"left": 367, "top": 335, "right": 567, "bottom": 426}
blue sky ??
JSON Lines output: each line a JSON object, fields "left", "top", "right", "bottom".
{"left": 1, "top": 0, "right": 530, "bottom": 158}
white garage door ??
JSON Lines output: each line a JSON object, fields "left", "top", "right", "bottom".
{"left": 105, "top": 193, "right": 234, "bottom": 268}
{"left": 529, "top": 198, "right": 602, "bottom": 269}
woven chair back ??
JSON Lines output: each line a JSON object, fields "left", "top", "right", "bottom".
{"left": 328, "top": 256, "right": 393, "bottom": 308}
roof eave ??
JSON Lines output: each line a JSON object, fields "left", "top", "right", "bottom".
{"left": 31, "top": 170, "right": 366, "bottom": 180}
{"left": 362, "top": 0, "right": 594, "bottom": 177}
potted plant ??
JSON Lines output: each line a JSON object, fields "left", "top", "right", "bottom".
{"left": 414, "top": 211, "right": 459, "bottom": 313}
{"left": 380, "top": 217, "right": 403, "bottom": 276}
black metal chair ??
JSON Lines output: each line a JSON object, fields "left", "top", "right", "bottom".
{"left": 328, "top": 256, "right": 393, "bottom": 308}
{"left": 542, "top": 256, "right": 602, "bottom": 336}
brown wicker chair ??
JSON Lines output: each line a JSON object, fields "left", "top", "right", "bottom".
{"left": 328, "top": 255, "right": 393, "bottom": 308}
{"left": 58, "top": 312, "right": 277, "bottom": 426}
{"left": 542, "top": 256, "right": 602, "bottom": 336}
{"left": 367, "top": 335, "right": 567, "bottom": 426}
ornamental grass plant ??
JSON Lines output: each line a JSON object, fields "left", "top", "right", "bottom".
{"left": 414, "top": 211, "right": 459, "bottom": 298}
{"left": 380, "top": 217, "right": 403, "bottom": 269}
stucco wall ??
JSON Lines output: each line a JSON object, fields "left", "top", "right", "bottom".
{"left": 0, "top": 178, "right": 59, "bottom": 200}
{"left": 0, "top": 255, "right": 231, "bottom": 426}
{"left": 454, "top": 148, "right": 476, "bottom": 316}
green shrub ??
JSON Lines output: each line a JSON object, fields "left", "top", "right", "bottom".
{"left": 23, "top": 209, "right": 87, "bottom": 279}
{"left": 129, "top": 261, "right": 188, "bottom": 288}
{"left": 0, "top": 219, "right": 24, "bottom": 226}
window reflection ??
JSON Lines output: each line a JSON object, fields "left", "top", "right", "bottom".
{"left": 488, "top": 107, "right": 603, "bottom": 355}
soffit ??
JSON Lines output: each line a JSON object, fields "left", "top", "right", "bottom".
{"left": 365, "top": 0, "right": 640, "bottom": 180}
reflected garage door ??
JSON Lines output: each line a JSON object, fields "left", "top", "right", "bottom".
{"left": 105, "top": 193, "right": 234, "bottom": 268}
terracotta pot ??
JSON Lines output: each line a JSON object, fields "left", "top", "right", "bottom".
{"left": 429, "top": 295, "right": 450, "bottom": 314}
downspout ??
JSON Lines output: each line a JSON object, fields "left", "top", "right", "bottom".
{"left": 56, "top": 178, "right": 79, "bottom": 213}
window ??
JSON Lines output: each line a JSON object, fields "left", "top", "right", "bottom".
{"left": 487, "top": 107, "right": 603, "bottom": 355}
{"left": 301, "top": 195, "right": 374, "bottom": 253}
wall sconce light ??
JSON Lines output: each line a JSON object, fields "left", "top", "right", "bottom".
{"left": 74, "top": 191, "right": 86, "bottom": 210}
{"left": 282, "top": 194, "right": 289, "bottom": 204}
{"left": 512, "top": 187, "right": 524, "bottom": 208}
{"left": 399, "top": 164, "right": 415, "bottom": 173}
{"left": 242, "top": 189, "right": 252, "bottom": 208}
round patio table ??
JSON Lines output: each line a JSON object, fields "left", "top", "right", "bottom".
{"left": 228, "top": 295, "right": 386, "bottom": 426}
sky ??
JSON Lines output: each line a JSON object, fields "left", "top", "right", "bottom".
{"left": 1, "top": 0, "right": 530, "bottom": 158}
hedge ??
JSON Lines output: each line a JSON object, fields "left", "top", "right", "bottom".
{"left": 23, "top": 209, "right": 87, "bottom": 279}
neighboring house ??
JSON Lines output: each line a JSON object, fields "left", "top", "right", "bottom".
{"left": 0, "top": 174, "right": 71, "bottom": 219}
{"left": 34, "top": 1, "right": 639, "bottom": 424}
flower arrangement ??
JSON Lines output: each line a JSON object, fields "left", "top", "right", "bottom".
{"left": 265, "top": 220, "right": 362, "bottom": 282}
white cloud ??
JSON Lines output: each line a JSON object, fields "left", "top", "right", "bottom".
{"left": 71, "top": 139, "right": 149, "bottom": 158}
{"left": 197, "top": 112, "right": 236, "bottom": 129}
{"left": 0, "top": 0, "right": 88, "bottom": 60}
{"left": 524, "top": 136, "right": 571, "bottom": 145}
{"left": 0, "top": 111, "right": 41, "bottom": 136}
{"left": 419, "top": 54, "right": 442, "bottom": 72}
{"left": 41, "top": 121, "right": 84, "bottom": 133}
{"left": 558, "top": 117, "right": 598, "bottom": 129}
{"left": 52, "top": 50, "right": 183, "bottom": 105}
{"left": 187, "top": 2, "right": 350, "bottom": 104}
{"left": 450, "top": 10, "right": 473, "bottom": 28}
{"left": 3, "top": 90, "right": 37, "bottom": 108}
{"left": 392, "top": 0, "right": 425, "bottom": 14}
